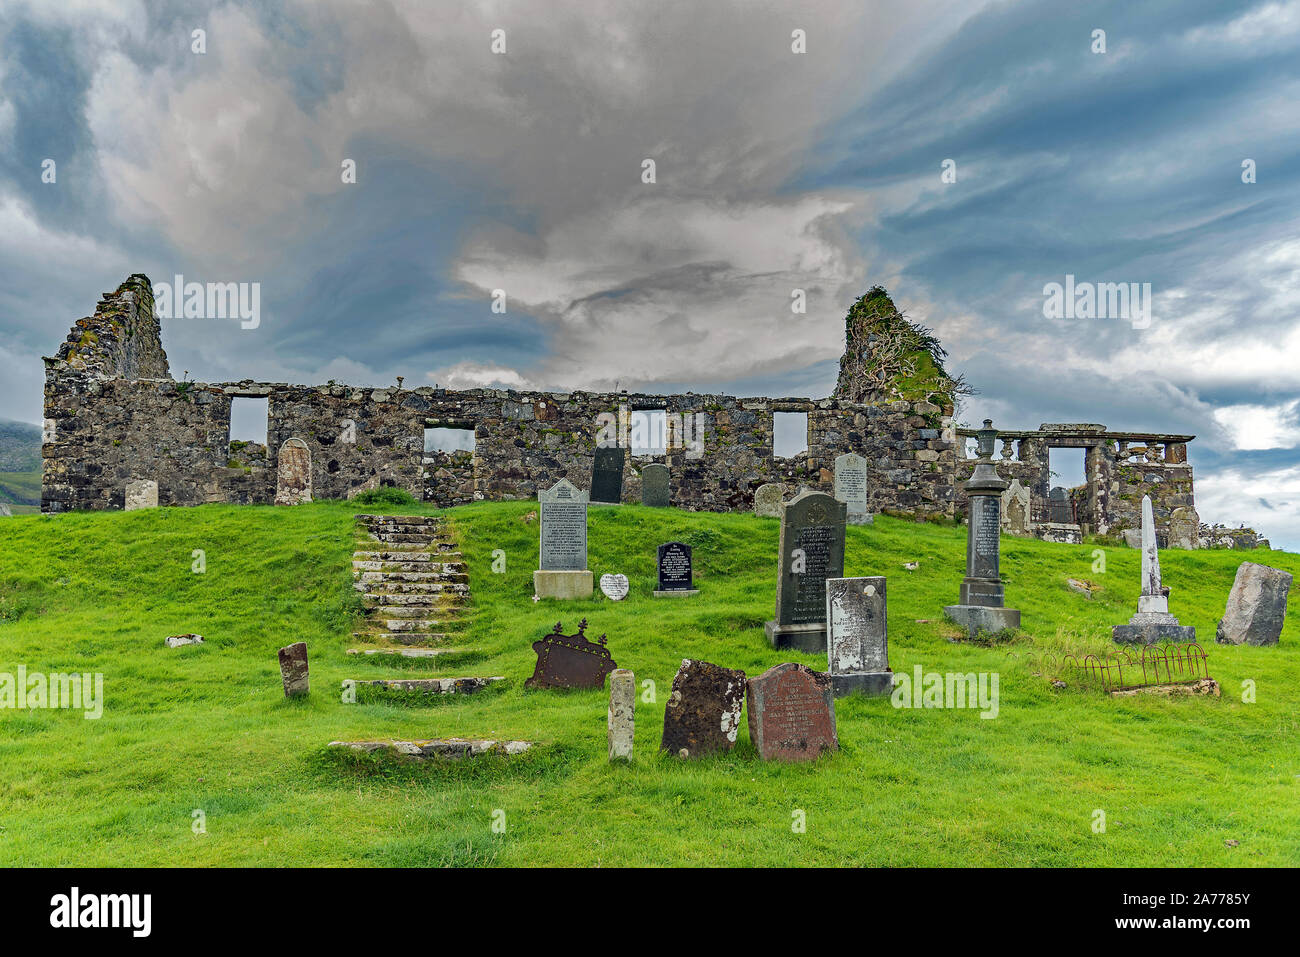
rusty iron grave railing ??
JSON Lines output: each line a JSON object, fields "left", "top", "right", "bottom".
{"left": 1035, "top": 643, "right": 1210, "bottom": 692}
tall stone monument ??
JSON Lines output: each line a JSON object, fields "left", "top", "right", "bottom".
{"left": 1112, "top": 495, "right": 1195, "bottom": 644}
{"left": 533, "top": 478, "right": 594, "bottom": 599}
{"left": 943, "top": 419, "right": 1021, "bottom": 638}
{"left": 832, "top": 452, "right": 872, "bottom": 525}
{"left": 764, "top": 489, "right": 847, "bottom": 652}
{"left": 590, "top": 446, "right": 625, "bottom": 505}
{"left": 825, "top": 576, "right": 893, "bottom": 696}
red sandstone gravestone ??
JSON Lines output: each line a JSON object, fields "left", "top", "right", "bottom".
{"left": 745, "top": 662, "right": 838, "bottom": 762}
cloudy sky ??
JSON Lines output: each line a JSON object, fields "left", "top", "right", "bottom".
{"left": 1, "top": 0, "right": 1297, "bottom": 548}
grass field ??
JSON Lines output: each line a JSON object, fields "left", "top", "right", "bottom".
{"left": 0, "top": 500, "right": 1297, "bottom": 866}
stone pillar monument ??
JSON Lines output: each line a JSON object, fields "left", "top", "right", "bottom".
{"left": 1112, "top": 495, "right": 1195, "bottom": 644}
{"left": 944, "top": 419, "right": 1021, "bottom": 638}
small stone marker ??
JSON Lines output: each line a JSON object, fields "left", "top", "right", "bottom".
{"left": 654, "top": 541, "right": 698, "bottom": 597}
{"left": 608, "top": 668, "right": 635, "bottom": 761}
{"left": 164, "top": 633, "right": 204, "bottom": 648}
{"left": 833, "top": 452, "right": 872, "bottom": 525}
{"left": 590, "top": 446, "right": 625, "bottom": 505}
{"left": 534, "top": 478, "right": 593, "bottom": 598}
{"left": 1168, "top": 506, "right": 1200, "bottom": 550}
{"left": 1112, "top": 495, "right": 1195, "bottom": 644}
{"left": 1001, "top": 478, "right": 1031, "bottom": 536}
{"left": 641, "top": 463, "right": 670, "bottom": 507}
{"left": 274, "top": 437, "right": 313, "bottom": 505}
{"left": 943, "top": 420, "right": 1021, "bottom": 638}
{"left": 753, "top": 483, "right": 785, "bottom": 518}
{"left": 1216, "top": 562, "right": 1292, "bottom": 646}
{"left": 329, "top": 738, "right": 532, "bottom": 760}
{"left": 278, "top": 641, "right": 309, "bottom": 697}
{"left": 746, "top": 662, "right": 838, "bottom": 762}
{"left": 660, "top": 659, "right": 747, "bottom": 759}
{"left": 526, "top": 619, "right": 617, "bottom": 689}
{"left": 600, "top": 573, "right": 630, "bottom": 600}
{"left": 125, "top": 479, "right": 159, "bottom": 511}
{"left": 764, "top": 489, "right": 847, "bottom": 652}
{"left": 0, "top": 503, "right": 10, "bottom": 517}
{"left": 825, "top": 576, "right": 893, "bottom": 696}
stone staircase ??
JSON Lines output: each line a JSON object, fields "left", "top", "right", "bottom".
{"left": 349, "top": 514, "right": 468, "bottom": 650}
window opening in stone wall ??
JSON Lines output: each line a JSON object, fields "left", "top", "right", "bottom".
{"left": 424, "top": 427, "right": 476, "bottom": 459}
{"left": 773, "top": 412, "right": 809, "bottom": 458}
{"left": 1047, "top": 447, "right": 1086, "bottom": 524}
{"left": 629, "top": 410, "right": 667, "bottom": 455}
{"left": 229, "top": 397, "right": 268, "bottom": 446}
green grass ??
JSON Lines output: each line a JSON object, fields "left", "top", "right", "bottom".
{"left": 0, "top": 500, "right": 1297, "bottom": 866}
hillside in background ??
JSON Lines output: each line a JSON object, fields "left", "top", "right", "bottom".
{"left": 0, "top": 501, "right": 1297, "bottom": 866}
{"left": 0, "top": 420, "right": 40, "bottom": 472}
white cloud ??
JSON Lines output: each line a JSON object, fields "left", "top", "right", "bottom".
{"left": 1195, "top": 464, "right": 1300, "bottom": 552}
{"left": 1212, "top": 400, "right": 1300, "bottom": 450}
{"left": 428, "top": 362, "right": 532, "bottom": 391}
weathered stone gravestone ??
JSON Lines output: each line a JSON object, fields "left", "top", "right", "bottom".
{"left": 825, "top": 576, "right": 893, "bottom": 697}
{"left": 833, "top": 452, "right": 872, "bottom": 525}
{"left": 275, "top": 437, "right": 312, "bottom": 505}
{"left": 1168, "top": 506, "right": 1200, "bottom": 550}
{"left": 608, "top": 668, "right": 634, "bottom": 761}
{"left": 0, "top": 503, "right": 11, "bottom": 517}
{"left": 1216, "top": 562, "right": 1292, "bottom": 646}
{"left": 1047, "top": 486, "right": 1073, "bottom": 524}
{"left": 944, "top": 420, "right": 1021, "bottom": 638}
{"left": 599, "top": 573, "right": 629, "bottom": 600}
{"left": 641, "top": 463, "right": 670, "bottom": 507}
{"left": 765, "top": 490, "right": 847, "bottom": 652}
{"left": 278, "top": 641, "right": 309, "bottom": 697}
{"left": 590, "top": 446, "right": 625, "bottom": 505}
{"left": 525, "top": 619, "right": 616, "bottom": 688}
{"left": 534, "top": 478, "right": 593, "bottom": 599}
{"left": 753, "top": 483, "right": 785, "bottom": 518}
{"left": 1112, "top": 495, "right": 1195, "bottom": 645}
{"left": 125, "top": 479, "right": 159, "bottom": 511}
{"left": 1000, "top": 478, "right": 1031, "bottom": 536}
{"left": 164, "top": 633, "right": 204, "bottom": 648}
{"left": 745, "top": 662, "right": 838, "bottom": 762}
{"left": 660, "top": 659, "right": 746, "bottom": 759}
{"left": 654, "top": 541, "right": 698, "bottom": 597}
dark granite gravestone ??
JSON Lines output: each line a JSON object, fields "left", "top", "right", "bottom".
{"left": 525, "top": 619, "right": 617, "bottom": 689}
{"left": 1048, "top": 486, "right": 1073, "bottom": 524}
{"left": 278, "top": 641, "right": 309, "bottom": 697}
{"left": 591, "top": 446, "right": 625, "bottom": 505}
{"left": 660, "top": 659, "right": 747, "bottom": 759}
{"left": 655, "top": 541, "right": 698, "bottom": 597}
{"left": 745, "top": 662, "right": 838, "bottom": 762}
{"left": 641, "top": 463, "right": 670, "bottom": 507}
{"left": 825, "top": 576, "right": 893, "bottom": 696}
{"left": 763, "top": 489, "right": 847, "bottom": 653}
{"left": 944, "top": 420, "right": 1021, "bottom": 638}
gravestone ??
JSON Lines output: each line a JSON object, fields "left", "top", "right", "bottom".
{"left": 944, "top": 420, "right": 1021, "bottom": 638}
{"left": 1112, "top": 495, "right": 1195, "bottom": 644}
{"left": 125, "top": 479, "right": 159, "bottom": 511}
{"left": 599, "top": 573, "right": 629, "bottom": 600}
{"left": 745, "top": 662, "right": 838, "bottom": 762}
{"left": 526, "top": 619, "right": 617, "bottom": 688}
{"left": 164, "top": 633, "right": 204, "bottom": 648}
{"left": 1216, "top": 562, "right": 1291, "bottom": 646}
{"left": 1001, "top": 478, "right": 1031, "bottom": 536}
{"left": 278, "top": 641, "right": 309, "bottom": 697}
{"left": 590, "top": 446, "right": 625, "bottom": 505}
{"left": 533, "top": 478, "right": 593, "bottom": 598}
{"left": 275, "top": 437, "right": 312, "bottom": 505}
{"left": 641, "top": 463, "right": 670, "bottom": 507}
{"left": 0, "top": 503, "right": 10, "bottom": 517}
{"left": 764, "top": 489, "right": 847, "bottom": 652}
{"left": 608, "top": 668, "right": 635, "bottom": 761}
{"left": 1047, "top": 486, "right": 1073, "bottom": 524}
{"left": 1168, "top": 506, "right": 1200, "bottom": 550}
{"left": 832, "top": 452, "right": 872, "bottom": 525}
{"left": 753, "top": 483, "right": 785, "bottom": 518}
{"left": 825, "top": 576, "right": 893, "bottom": 696}
{"left": 660, "top": 659, "right": 747, "bottom": 759}
{"left": 654, "top": 541, "right": 698, "bottom": 597}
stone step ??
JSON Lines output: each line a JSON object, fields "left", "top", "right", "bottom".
{"left": 328, "top": 738, "right": 532, "bottom": 760}
{"left": 352, "top": 631, "right": 453, "bottom": 645}
{"left": 351, "top": 550, "right": 436, "bottom": 562}
{"left": 373, "top": 618, "right": 442, "bottom": 631}
{"left": 344, "top": 676, "right": 505, "bottom": 698}
{"left": 346, "top": 647, "right": 462, "bottom": 658}
{"left": 366, "top": 532, "right": 439, "bottom": 545}
{"left": 354, "top": 570, "right": 468, "bottom": 584}
{"left": 363, "top": 589, "right": 468, "bottom": 604}
{"left": 367, "top": 606, "right": 449, "bottom": 620}
{"left": 351, "top": 560, "right": 465, "bottom": 573}
{"left": 355, "top": 514, "right": 443, "bottom": 526}
{"left": 357, "top": 582, "right": 470, "bottom": 597}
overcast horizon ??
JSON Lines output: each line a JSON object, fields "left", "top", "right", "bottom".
{"left": 1, "top": 0, "right": 1298, "bottom": 548}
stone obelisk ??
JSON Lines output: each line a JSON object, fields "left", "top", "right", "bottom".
{"left": 1112, "top": 495, "right": 1195, "bottom": 644}
{"left": 943, "top": 419, "right": 1021, "bottom": 639}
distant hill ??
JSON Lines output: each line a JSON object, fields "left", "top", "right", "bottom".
{"left": 0, "top": 419, "right": 40, "bottom": 471}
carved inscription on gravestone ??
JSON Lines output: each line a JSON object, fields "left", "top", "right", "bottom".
{"left": 657, "top": 542, "right": 693, "bottom": 591}
{"left": 539, "top": 479, "right": 588, "bottom": 571}
{"left": 746, "top": 663, "right": 838, "bottom": 762}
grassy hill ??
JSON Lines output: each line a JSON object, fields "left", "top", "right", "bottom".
{"left": 0, "top": 501, "right": 1297, "bottom": 866}
{"left": 0, "top": 420, "right": 40, "bottom": 472}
